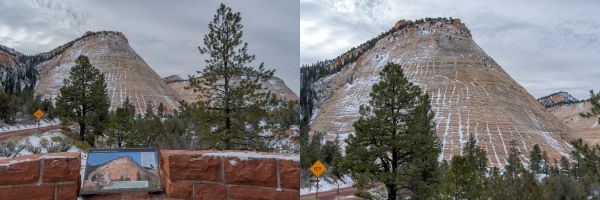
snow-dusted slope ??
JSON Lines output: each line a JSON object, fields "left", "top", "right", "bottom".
{"left": 306, "top": 18, "right": 574, "bottom": 167}
{"left": 33, "top": 31, "right": 180, "bottom": 113}
{"left": 545, "top": 100, "right": 600, "bottom": 145}
{"left": 0, "top": 45, "right": 36, "bottom": 93}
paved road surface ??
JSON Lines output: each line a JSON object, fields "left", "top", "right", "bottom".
{"left": 301, "top": 187, "right": 357, "bottom": 200}
{"left": 0, "top": 125, "right": 63, "bottom": 140}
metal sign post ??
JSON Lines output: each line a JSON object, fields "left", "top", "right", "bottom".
{"left": 33, "top": 109, "right": 44, "bottom": 133}
{"left": 309, "top": 160, "right": 327, "bottom": 199}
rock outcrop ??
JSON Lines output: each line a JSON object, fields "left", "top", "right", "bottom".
{"left": 163, "top": 75, "right": 298, "bottom": 104}
{"left": 303, "top": 18, "right": 575, "bottom": 167}
{"left": 32, "top": 31, "right": 180, "bottom": 113}
{"left": 540, "top": 92, "right": 600, "bottom": 145}
{"left": 538, "top": 91, "right": 580, "bottom": 107}
{"left": 0, "top": 45, "right": 37, "bottom": 93}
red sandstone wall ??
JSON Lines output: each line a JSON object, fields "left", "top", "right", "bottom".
{"left": 0, "top": 152, "right": 81, "bottom": 200}
{"left": 0, "top": 150, "right": 300, "bottom": 200}
{"left": 160, "top": 150, "right": 300, "bottom": 200}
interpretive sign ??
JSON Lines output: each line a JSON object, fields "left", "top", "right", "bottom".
{"left": 81, "top": 149, "right": 161, "bottom": 194}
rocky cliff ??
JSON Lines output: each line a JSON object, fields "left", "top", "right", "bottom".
{"left": 32, "top": 31, "right": 180, "bottom": 113}
{"left": 302, "top": 18, "right": 575, "bottom": 167}
{"left": 0, "top": 45, "right": 37, "bottom": 94}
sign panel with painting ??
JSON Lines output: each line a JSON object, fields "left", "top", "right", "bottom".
{"left": 81, "top": 149, "right": 161, "bottom": 194}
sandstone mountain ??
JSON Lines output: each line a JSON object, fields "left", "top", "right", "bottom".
{"left": 539, "top": 92, "right": 600, "bottom": 145}
{"left": 163, "top": 75, "right": 299, "bottom": 103}
{"left": 302, "top": 18, "right": 575, "bottom": 167}
{"left": 31, "top": 31, "right": 180, "bottom": 113}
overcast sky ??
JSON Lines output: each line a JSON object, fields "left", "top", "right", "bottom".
{"left": 0, "top": 0, "right": 300, "bottom": 94}
{"left": 301, "top": 0, "right": 600, "bottom": 99}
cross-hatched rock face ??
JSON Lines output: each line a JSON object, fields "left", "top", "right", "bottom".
{"left": 34, "top": 31, "right": 180, "bottom": 114}
{"left": 308, "top": 19, "right": 575, "bottom": 167}
{"left": 164, "top": 75, "right": 298, "bottom": 104}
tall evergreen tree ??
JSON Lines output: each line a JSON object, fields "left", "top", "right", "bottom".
{"left": 464, "top": 135, "right": 487, "bottom": 172}
{"left": 189, "top": 3, "right": 274, "bottom": 151}
{"left": 106, "top": 97, "right": 136, "bottom": 148}
{"left": 55, "top": 55, "right": 109, "bottom": 143}
{"left": 157, "top": 102, "right": 165, "bottom": 118}
{"left": 505, "top": 140, "right": 523, "bottom": 178}
{"left": 343, "top": 63, "right": 440, "bottom": 200}
{"left": 529, "top": 144, "right": 543, "bottom": 173}
{"left": 144, "top": 102, "right": 156, "bottom": 119}
{"left": 440, "top": 135, "right": 487, "bottom": 199}
{"left": 541, "top": 150, "right": 550, "bottom": 175}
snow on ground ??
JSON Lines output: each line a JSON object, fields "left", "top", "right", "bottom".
{"left": 301, "top": 176, "right": 353, "bottom": 195}
{"left": 0, "top": 129, "right": 80, "bottom": 158}
{"left": 0, "top": 119, "right": 60, "bottom": 133}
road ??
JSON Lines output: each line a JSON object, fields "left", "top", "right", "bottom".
{"left": 0, "top": 125, "right": 63, "bottom": 140}
{"left": 300, "top": 187, "right": 357, "bottom": 200}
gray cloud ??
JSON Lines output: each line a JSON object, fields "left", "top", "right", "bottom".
{"left": 301, "top": 0, "right": 600, "bottom": 99}
{"left": 0, "top": 0, "right": 299, "bottom": 94}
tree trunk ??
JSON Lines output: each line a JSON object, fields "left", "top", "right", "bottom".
{"left": 79, "top": 122, "right": 85, "bottom": 142}
{"left": 387, "top": 184, "right": 397, "bottom": 200}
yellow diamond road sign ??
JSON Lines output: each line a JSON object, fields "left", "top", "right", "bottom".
{"left": 34, "top": 109, "right": 44, "bottom": 120}
{"left": 310, "top": 160, "right": 327, "bottom": 177}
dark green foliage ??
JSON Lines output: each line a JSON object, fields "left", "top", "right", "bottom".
{"left": 343, "top": 63, "right": 440, "bottom": 200}
{"left": 0, "top": 92, "right": 18, "bottom": 124}
{"left": 105, "top": 97, "right": 136, "bottom": 148}
{"left": 55, "top": 55, "right": 110, "bottom": 144}
{"left": 266, "top": 94, "right": 300, "bottom": 130}
{"left": 157, "top": 102, "right": 165, "bottom": 118}
{"left": 541, "top": 173, "right": 586, "bottom": 200}
{"left": 439, "top": 135, "right": 487, "bottom": 199}
{"left": 505, "top": 140, "right": 523, "bottom": 178}
{"left": 464, "top": 135, "right": 488, "bottom": 173}
{"left": 300, "top": 132, "right": 324, "bottom": 169}
{"left": 0, "top": 88, "right": 52, "bottom": 124}
{"left": 189, "top": 3, "right": 274, "bottom": 151}
{"left": 529, "top": 144, "right": 543, "bottom": 173}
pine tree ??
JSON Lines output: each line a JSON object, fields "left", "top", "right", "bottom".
{"left": 145, "top": 102, "right": 156, "bottom": 119}
{"left": 505, "top": 140, "right": 523, "bottom": 178}
{"left": 55, "top": 55, "right": 109, "bottom": 143}
{"left": 189, "top": 3, "right": 274, "bottom": 151}
{"left": 559, "top": 156, "right": 570, "bottom": 175}
{"left": 343, "top": 63, "right": 440, "bottom": 200}
{"left": 106, "top": 97, "right": 136, "bottom": 148}
{"left": 0, "top": 92, "right": 18, "bottom": 124}
{"left": 529, "top": 144, "right": 543, "bottom": 173}
{"left": 541, "top": 150, "right": 550, "bottom": 175}
{"left": 157, "top": 102, "right": 165, "bottom": 118}
{"left": 440, "top": 135, "right": 487, "bottom": 199}
{"left": 464, "top": 135, "right": 487, "bottom": 173}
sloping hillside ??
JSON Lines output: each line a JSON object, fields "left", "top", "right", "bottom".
{"left": 33, "top": 31, "right": 180, "bottom": 113}
{"left": 302, "top": 18, "right": 575, "bottom": 167}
